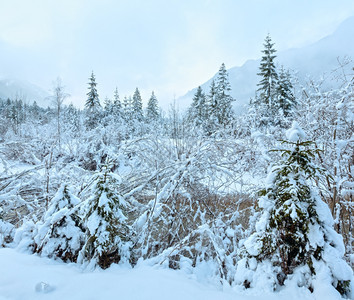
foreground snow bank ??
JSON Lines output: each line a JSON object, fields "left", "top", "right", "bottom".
{"left": 1, "top": 248, "right": 232, "bottom": 300}
{"left": 0, "top": 248, "right": 345, "bottom": 300}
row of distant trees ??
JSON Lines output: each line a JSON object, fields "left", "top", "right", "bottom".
{"left": 0, "top": 34, "right": 295, "bottom": 142}
{"left": 84, "top": 73, "right": 161, "bottom": 130}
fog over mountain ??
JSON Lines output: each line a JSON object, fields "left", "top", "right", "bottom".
{"left": 0, "top": 17, "right": 353, "bottom": 111}
{"left": 177, "top": 16, "right": 354, "bottom": 113}
{"left": 0, "top": 78, "right": 50, "bottom": 107}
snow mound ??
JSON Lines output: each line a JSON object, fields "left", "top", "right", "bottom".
{"left": 286, "top": 121, "right": 307, "bottom": 141}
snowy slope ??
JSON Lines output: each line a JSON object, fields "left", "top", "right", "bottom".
{"left": 177, "top": 16, "right": 354, "bottom": 113}
{"left": 0, "top": 248, "right": 344, "bottom": 300}
{"left": 0, "top": 78, "right": 50, "bottom": 107}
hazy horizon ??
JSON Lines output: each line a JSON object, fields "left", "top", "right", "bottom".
{"left": 1, "top": 0, "right": 354, "bottom": 108}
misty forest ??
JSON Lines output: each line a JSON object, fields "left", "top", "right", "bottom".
{"left": 0, "top": 33, "right": 353, "bottom": 299}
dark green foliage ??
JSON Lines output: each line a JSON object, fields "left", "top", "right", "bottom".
{"left": 237, "top": 130, "right": 352, "bottom": 296}
{"left": 258, "top": 141, "right": 325, "bottom": 276}
{"left": 252, "top": 36, "right": 296, "bottom": 128}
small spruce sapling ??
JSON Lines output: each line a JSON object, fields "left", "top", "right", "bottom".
{"left": 78, "top": 160, "right": 130, "bottom": 269}
{"left": 34, "top": 184, "right": 84, "bottom": 262}
{"left": 235, "top": 122, "right": 353, "bottom": 298}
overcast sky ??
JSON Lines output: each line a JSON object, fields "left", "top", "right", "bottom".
{"left": 0, "top": 0, "right": 354, "bottom": 108}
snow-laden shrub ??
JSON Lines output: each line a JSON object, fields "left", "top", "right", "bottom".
{"left": 33, "top": 184, "right": 84, "bottom": 262}
{"left": 0, "top": 141, "right": 41, "bottom": 165}
{"left": 235, "top": 123, "right": 353, "bottom": 298}
{"left": 154, "top": 211, "right": 243, "bottom": 285}
{"left": 0, "top": 219, "right": 14, "bottom": 247}
{"left": 13, "top": 218, "right": 37, "bottom": 252}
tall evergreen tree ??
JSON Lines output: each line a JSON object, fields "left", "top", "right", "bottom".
{"left": 132, "top": 88, "right": 144, "bottom": 121}
{"left": 85, "top": 72, "right": 102, "bottom": 129}
{"left": 146, "top": 91, "right": 159, "bottom": 122}
{"left": 257, "top": 34, "right": 278, "bottom": 109}
{"left": 212, "top": 63, "right": 235, "bottom": 126}
{"left": 85, "top": 72, "right": 100, "bottom": 109}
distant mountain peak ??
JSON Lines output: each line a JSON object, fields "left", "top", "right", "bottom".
{"left": 0, "top": 78, "right": 50, "bottom": 107}
{"left": 334, "top": 15, "right": 354, "bottom": 35}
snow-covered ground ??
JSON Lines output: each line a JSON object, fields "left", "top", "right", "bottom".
{"left": 0, "top": 248, "right": 339, "bottom": 300}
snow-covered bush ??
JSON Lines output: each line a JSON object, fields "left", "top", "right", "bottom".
{"left": 296, "top": 77, "right": 354, "bottom": 262}
{"left": 235, "top": 123, "right": 353, "bottom": 298}
{"left": 153, "top": 210, "right": 243, "bottom": 284}
{"left": 122, "top": 134, "right": 255, "bottom": 282}
{"left": 33, "top": 184, "right": 84, "bottom": 262}
{"left": 0, "top": 219, "right": 14, "bottom": 247}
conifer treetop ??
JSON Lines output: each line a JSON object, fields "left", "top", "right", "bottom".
{"left": 86, "top": 71, "right": 100, "bottom": 109}
{"left": 257, "top": 34, "right": 278, "bottom": 105}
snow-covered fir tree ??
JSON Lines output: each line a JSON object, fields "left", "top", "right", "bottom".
{"left": 123, "top": 96, "right": 133, "bottom": 121}
{"left": 85, "top": 71, "right": 102, "bottom": 129}
{"left": 257, "top": 34, "right": 278, "bottom": 108}
{"left": 206, "top": 79, "right": 218, "bottom": 133}
{"left": 104, "top": 97, "right": 113, "bottom": 114}
{"left": 146, "top": 91, "right": 159, "bottom": 122}
{"left": 78, "top": 160, "right": 130, "bottom": 269}
{"left": 252, "top": 34, "right": 280, "bottom": 127}
{"left": 112, "top": 87, "right": 122, "bottom": 121}
{"left": 188, "top": 86, "right": 207, "bottom": 128}
{"left": 275, "top": 66, "right": 296, "bottom": 120}
{"left": 132, "top": 87, "right": 144, "bottom": 121}
{"left": 235, "top": 122, "right": 353, "bottom": 298}
{"left": 34, "top": 184, "right": 84, "bottom": 262}
{"left": 102, "top": 97, "right": 114, "bottom": 126}
{"left": 213, "top": 63, "right": 235, "bottom": 127}
{"left": 64, "top": 103, "right": 81, "bottom": 136}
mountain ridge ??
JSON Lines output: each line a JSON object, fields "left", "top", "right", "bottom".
{"left": 0, "top": 78, "right": 50, "bottom": 107}
{"left": 177, "top": 16, "right": 354, "bottom": 113}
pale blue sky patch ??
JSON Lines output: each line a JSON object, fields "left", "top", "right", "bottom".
{"left": 0, "top": 0, "right": 353, "bottom": 108}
